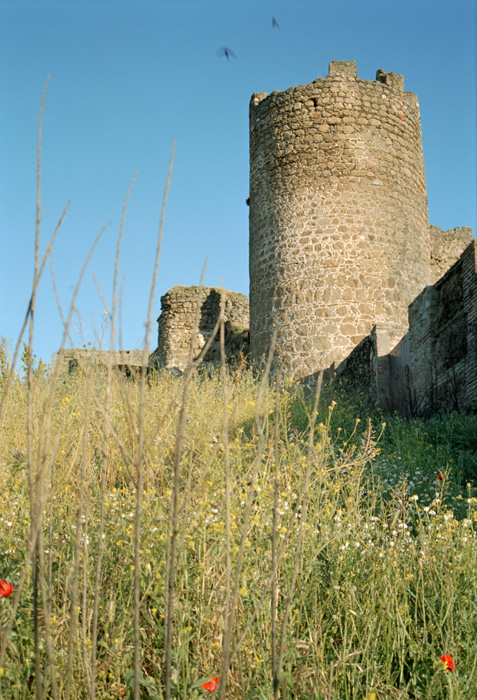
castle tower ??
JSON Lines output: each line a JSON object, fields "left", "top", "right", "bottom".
{"left": 249, "top": 60, "right": 430, "bottom": 377}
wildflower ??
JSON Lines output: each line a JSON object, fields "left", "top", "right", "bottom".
{"left": 201, "top": 676, "right": 219, "bottom": 692}
{"left": 439, "top": 654, "right": 455, "bottom": 672}
{"left": 0, "top": 581, "right": 14, "bottom": 598}
{"left": 437, "top": 472, "right": 444, "bottom": 481}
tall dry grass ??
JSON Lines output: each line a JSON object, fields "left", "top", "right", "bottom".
{"left": 2, "top": 357, "right": 476, "bottom": 699}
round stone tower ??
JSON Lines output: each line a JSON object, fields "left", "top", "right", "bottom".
{"left": 249, "top": 60, "right": 430, "bottom": 377}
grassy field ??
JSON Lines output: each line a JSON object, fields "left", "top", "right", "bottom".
{"left": 0, "top": 350, "right": 476, "bottom": 699}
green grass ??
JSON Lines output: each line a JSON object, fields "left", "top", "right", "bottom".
{"left": 0, "top": 359, "right": 476, "bottom": 699}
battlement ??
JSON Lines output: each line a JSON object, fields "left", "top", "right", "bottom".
{"left": 327, "top": 60, "right": 405, "bottom": 91}
{"left": 328, "top": 59, "right": 358, "bottom": 80}
{"left": 375, "top": 68, "right": 404, "bottom": 91}
{"left": 251, "top": 61, "right": 410, "bottom": 114}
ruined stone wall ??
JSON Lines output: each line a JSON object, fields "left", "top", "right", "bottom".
{"left": 335, "top": 327, "right": 378, "bottom": 407}
{"left": 408, "top": 241, "right": 477, "bottom": 413}
{"left": 335, "top": 323, "right": 410, "bottom": 411}
{"left": 249, "top": 60, "right": 430, "bottom": 378}
{"left": 430, "top": 225, "right": 474, "bottom": 283}
{"left": 333, "top": 238, "right": 477, "bottom": 416}
{"left": 150, "top": 286, "right": 249, "bottom": 371}
{"left": 386, "top": 333, "right": 414, "bottom": 416}
{"left": 52, "top": 349, "right": 148, "bottom": 374}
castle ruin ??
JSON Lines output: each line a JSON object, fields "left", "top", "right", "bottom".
{"left": 150, "top": 60, "right": 475, "bottom": 412}
{"left": 248, "top": 60, "right": 471, "bottom": 376}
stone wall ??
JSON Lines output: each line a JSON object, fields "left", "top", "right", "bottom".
{"left": 249, "top": 60, "right": 430, "bottom": 378}
{"left": 386, "top": 333, "right": 413, "bottom": 416}
{"left": 86, "top": 59, "right": 475, "bottom": 414}
{"left": 334, "top": 241, "right": 477, "bottom": 415}
{"left": 408, "top": 240, "right": 476, "bottom": 414}
{"left": 149, "top": 286, "right": 249, "bottom": 371}
{"left": 335, "top": 327, "right": 378, "bottom": 406}
{"left": 52, "top": 348, "right": 148, "bottom": 375}
{"left": 334, "top": 323, "right": 410, "bottom": 411}
{"left": 430, "top": 225, "right": 474, "bottom": 283}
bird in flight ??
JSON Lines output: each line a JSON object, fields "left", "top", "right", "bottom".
{"left": 272, "top": 16, "right": 280, "bottom": 30}
{"left": 216, "top": 46, "right": 237, "bottom": 60}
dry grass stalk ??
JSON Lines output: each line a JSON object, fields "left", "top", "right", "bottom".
{"left": 134, "top": 143, "right": 175, "bottom": 700}
{"left": 217, "top": 333, "right": 276, "bottom": 700}
{"left": 273, "top": 371, "right": 322, "bottom": 699}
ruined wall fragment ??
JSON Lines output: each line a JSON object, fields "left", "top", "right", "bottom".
{"left": 430, "top": 225, "right": 474, "bottom": 283}
{"left": 409, "top": 240, "right": 477, "bottom": 413}
{"left": 149, "top": 286, "right": 249, "bottom": 371}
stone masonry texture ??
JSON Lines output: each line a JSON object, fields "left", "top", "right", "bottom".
{"left": 334, "top": 240, "right": 477, "bottom": 415}
{"left": 150, "top": 286, "right": 249, "bottom": 371}
{"left": 249, "top": 60, "right": 431, "bottom": 378}
{"left": 52, "top": 349, "right": 148, "bottom": 375}
{"left": 430, "top": 225, "right": 474, "bottom": 283}
{"left": 408, "top": 240, "right": 477, "bottom": 414}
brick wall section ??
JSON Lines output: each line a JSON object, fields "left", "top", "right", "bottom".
{"left": 408, "top": 240, "right": 476, "bottom": 413}
{"left": 430, "top": 225, "right": 474, "bottom": 283}
{"left": 249, "top": 60, "right": 430, "bottom": 378}
{"left": 150, "top": 286, "right": 249, "bottom": 371}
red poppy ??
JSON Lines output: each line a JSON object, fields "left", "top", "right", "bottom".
{"left": 201, "top": 677, "right": 219, "bottom": 692}
{"left": 439, "top": 654, "right": 455, "bottom": 672}
{"left": 0, "top": 581, "right": 14, "bottom": 598}
{"left": 437, "top": 472, "right": 443, "bottom": 481}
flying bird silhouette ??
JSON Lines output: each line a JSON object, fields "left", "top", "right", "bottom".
{"left": 272, "top": 16, "right": 280, "bottom": 30}
{"left": 216, "top": 46, "right": 237, "bottom": 60}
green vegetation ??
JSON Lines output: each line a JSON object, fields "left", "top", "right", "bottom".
{"left": 0, "top": 356, "right": 476, "bottom": 699}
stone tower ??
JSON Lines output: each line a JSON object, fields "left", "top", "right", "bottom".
{"left": 249, "top": 60, "right": 430, "bottom": 377}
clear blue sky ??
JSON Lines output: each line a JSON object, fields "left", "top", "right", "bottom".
{"left": 1, "top": 0, "right": 475, "bottom": 365}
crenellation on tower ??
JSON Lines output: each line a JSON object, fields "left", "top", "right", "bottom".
{"left": 251, "top": 92, "right": 268, "bottom": 107}
{"left": 375, "top": 68, "right": 404, "bottom": 91}
{"left": 328, "top": 59, "right": 358, "bottom": 80}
